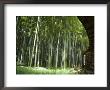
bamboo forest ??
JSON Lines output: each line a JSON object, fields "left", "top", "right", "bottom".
{"left": 16, "top": 16, "right": 94, "bottom": 74}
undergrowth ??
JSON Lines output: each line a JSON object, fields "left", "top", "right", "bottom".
{"left": 16, "top": 66, "right": 83, "bottom": 74}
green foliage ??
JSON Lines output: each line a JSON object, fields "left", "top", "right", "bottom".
{"left": 16, "top": 16, "right": 89, "bottom": 74}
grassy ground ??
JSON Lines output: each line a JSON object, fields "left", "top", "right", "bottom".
{"left": 16, "top": 66, "right": 83, "bottom": 74}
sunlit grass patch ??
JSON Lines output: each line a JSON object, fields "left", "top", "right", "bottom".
{"left": 16, "top": 66, "right": 82, "bottom": 74}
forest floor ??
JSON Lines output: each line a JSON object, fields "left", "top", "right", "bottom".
{"left": 16, "top": 66, "right": 85, "bottom": 74}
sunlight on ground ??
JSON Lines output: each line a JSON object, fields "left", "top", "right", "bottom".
{"left": 16, "top": 66, "right": 82, "bottom": 74}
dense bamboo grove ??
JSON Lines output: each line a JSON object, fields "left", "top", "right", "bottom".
{"left": 16, "top": 16, "right": 89, "bottom": 74}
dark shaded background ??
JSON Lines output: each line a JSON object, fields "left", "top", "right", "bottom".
{"left": 78, "top": 16, "right": 94, "bottom": 73}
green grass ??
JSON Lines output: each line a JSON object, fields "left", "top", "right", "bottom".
{"left": 16, "top": 66, "right": 82, "bottom": 74}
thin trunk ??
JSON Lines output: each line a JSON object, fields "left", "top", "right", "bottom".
{"left": 62, "top": 39, "right": 66, "bottom": 69}
{"left": 34, "top": 29, "right": 38, "bottom": 67}
{"left": 37, "top": 50, "right": 40, "bottom": 67}
{"left": 34, "top": 44, "right": 38, "bottom": 67}
{"left": 34, "top": 17, "right": 39, "bottom": 67}
{"left": 20, "top": 54, "right": 23, "bottom": 65}
{"left": 83, "top": 55, "right": 86, "bottom": 65}
{"left": 55, "top": 33, "right": 60, "bottom": 68}
{"left": 29, "top": 35, "right": 36, "bottom": 67}
{"left": 48, "top": 41, "right": 53, "bottom": 68}
{"left": 28, "top": 47, "right": 30, "bottom": 66}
